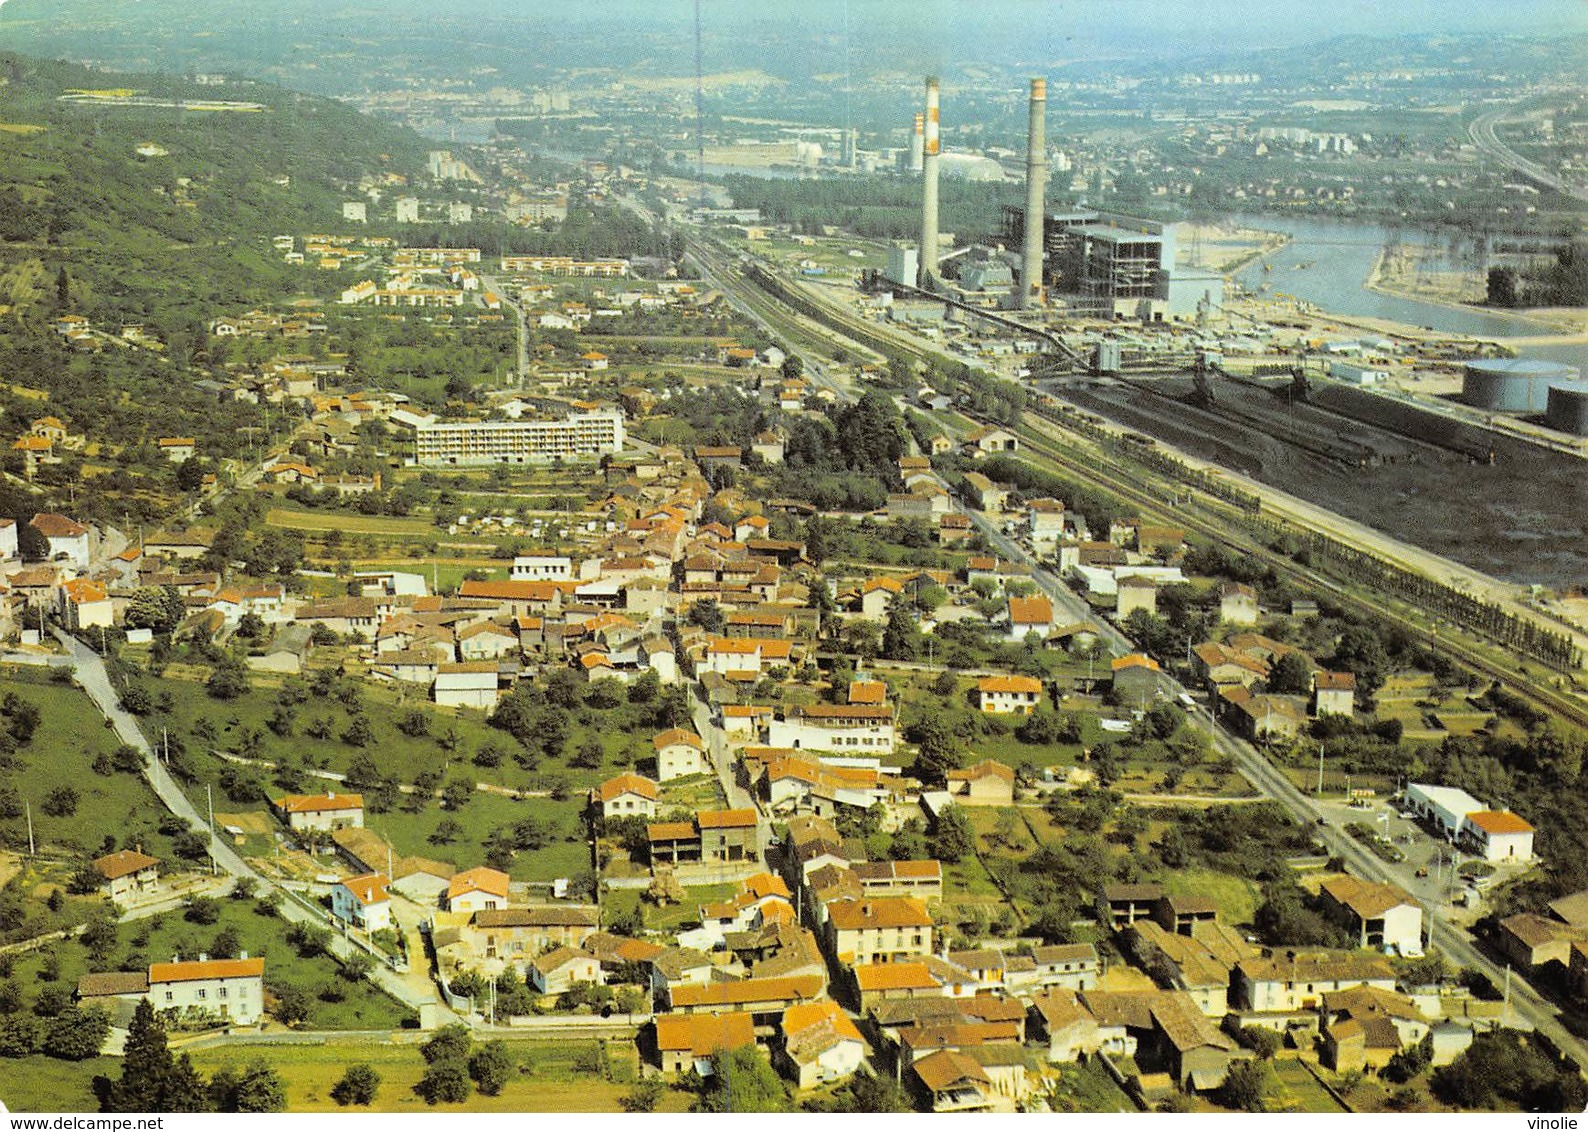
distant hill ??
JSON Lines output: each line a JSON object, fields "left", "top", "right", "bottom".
{"left": 0, "top": 51, "right": 432, "bottom": 333}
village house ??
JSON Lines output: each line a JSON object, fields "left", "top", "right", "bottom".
{"left": 147, "top": 956, "right": 265, "bottom": 1026}
{"left": 945, "top": 760, "right": 1016, "bottom": 805}
{"left": 653, "top": 728, "right": 709, "bottom": 781}
{"left": 1313, "top": 670, "right": 1357, "bottom": 717}
{"left": 92, "top": 849, "right": 159, "bottom": 904}
{"left": 1005, "top": 595, "right": 1053, "bottom": 642}
{"left": 272, "top": 792, "right": 364, "bottom": 834}
{"left": 776, "top": 999, "right": 866, "bottom": 1088}
{"left": 592, "top": 773, "right": 659, "bottom": 819}
{"left": 825, "top": 896, "right": 934, "bottom": 965}
{"left": 331, "top": 873, "right": 392, "bottom": 933}
{"left": 528, "top": 947, "right": 604, "bottom": 995}
{"left": 1236, "top": 950, "right": 1397, "bottom": 1013}
{"left": 975, "top": 674, "right": 1042, "bottom": 715}
{"left": 29, "top": 513, "right": 90, "bottom": 567}
{"left": 1218, "top": 582, "right": 1259, "bottom": 626}
{"left": 1317, "top": 875, "right": 1423, "bottom": 956}
{"left": 652, "top": 1011, "right": 757, "bottom": 1075}
{"left": 446, "top": 867, "right": 512, "bottom": 914}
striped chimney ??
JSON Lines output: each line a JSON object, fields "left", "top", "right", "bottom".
{"left": 920, "top": 76, "right": 941, "bottom": 287}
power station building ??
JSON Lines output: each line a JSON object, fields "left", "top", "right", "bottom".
{"left": 406, "top": 411, "right": 625, "bottom": 466}
{"left": 1000, "top": 207, "right": 1222, "bottom": 319}
{"left": 1544, "top": 380, "right": 1588, "bottom": 436}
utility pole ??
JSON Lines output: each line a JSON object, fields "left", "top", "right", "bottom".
{"left": 207, "top": 783, "right": 217, "bottom": 876}
{"left": 25, "top": 801, "right": 34, "bottom": 856}
{"left": 1316, "top": 744, "right": 1325, "bottom": 796}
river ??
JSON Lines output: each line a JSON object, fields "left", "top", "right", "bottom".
{"left": 1229, "top": 214, "right": 1586, "bottom": 373}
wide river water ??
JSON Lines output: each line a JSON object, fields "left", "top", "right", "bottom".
{"left": 1228, "top": 214, "right": 1586, "bottom": 373}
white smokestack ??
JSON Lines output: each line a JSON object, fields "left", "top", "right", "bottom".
{"left": 920, "top": 77, "right": 941, "bottom": 288}
{"left": 909, "top": 113, "right": 924, "bottom": 173}
{"left": 1022, "top": 78, "right": 1048, "bottom": 308}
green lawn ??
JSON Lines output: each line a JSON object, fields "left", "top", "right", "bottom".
{"left": 1047, "top": 1055, "right": 1141, "bottom": 1113}
{"left": 1156, "top": 868, "right": 1262, "bottom": 928}
{"left": 184, "top": 1036, "right": 689, "bottom": 1113}
{"left": 0, "top": 1054, "right": 120, "bottom": 1113}
{"left": 2, "top": 894, "right": 413, "bottom": 1032}
{"left": 1271, "top": 1058, "right": 1350, "bottom": 1113}
{"left": 0, "top": 670, "right": 183, "bottom": 863}
{"left": 601, "top": 881, "right": 736, "bottom": 933}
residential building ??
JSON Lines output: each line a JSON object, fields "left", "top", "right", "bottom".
{"left": 909, "top": 1049, "right": 995, "bottom": 1113}
{"left": 825, "top": 897, "right": 934, "bottom": 965}
{"left": 653, "top": 728, "right": 708, "bottom": 781}
{"left": 147, "top": 956, "right": 265, "bottom": 1026}
{"left": 272, "top": 792, "right": 364, "bottom": 833}
{"left": 592, "top": 773, "right": 659, "bottom": 819}
{"left": 653, "top": 1011, "right": 756, "bottom": 1074}
{"left": 409, "top": 412, "right": 625, "bottom": 466}
{"left": 777, "top": 1000, "right": 866, "bottom": 1088}
{"left": 975, "top": 674, "right": 1042, "bottom": 715}
{"left": 767, "top": 704, "right": 896, "bottom": 755}
{"left": 331, "top": 873, "right": 392, "bottom": 933}
{"left": 528, "top": 947, "right": 603, "bottom": 995}
{"left": 446, "top": 867, "right": 511, "bottom": 914}
{"left": 58, "top": 578, "right": 113, "bottom": 631}
{"left": 945, "top": 760, "right": 1015, "bottom": 805}
{"left": 1236, "top": 950, "right": 1397, "bottom": 1012}
{"left": 1318, "top": 876, "right": 1423, "bottom": 955}
{"left": 1218, "top": 582, "right": 1259, "bottom": 626}
{"left": 1459, "top": 810, "right": 1535, "bottom": 863}
{"left": 1313, "top": 671, "right": 1357, "bottom": 717}
{"left": 92, "top": 849, "right": 159, "bottom": 904}
{"left": 1006, "top": 595, "right": 1053, "bottom": 642}
{"left": 29, "top": 513, "right": 90, "bottom": 567}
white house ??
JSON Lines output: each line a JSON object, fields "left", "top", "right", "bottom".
{"left": 777, "top": 1000, "right": 866, "bottom": 1088}
{"left": 331, "top": 873, "right": 392, "bottom": 933}
{"left": 147, "top": 956, "right": 265, "bottom": 1026}
{"left": 528, "top": 947, "right": 604, "bottom": 995}
{"left": 1403, "top": 782, "right": 1485, "bottom": 840}
{"left": 653, "top": 728, "right": 708, "bottom": 781}
{"left": 446, "top": 867, "right": 511, "bottom": 914}
{"left": 92, "top": 849, "right": 159, "bottom": 904}
{"left": 434, "top": 662, "right": 500, "bottom": 709}
{"left": 1318, "top": 876, "right": 1423, "bottom": 956}
{"left": 510, "top": 553, "right": 574, "bottom": 581}
{"left": 766, "top": 704, "right": 896, "bottom": 756}
{"left": 1459, "top": 811, "right": 1535, "bottom": 863}
{"left": 273, "top": 792, "right": 364, "bottom": 833}
{"left": 1236, "top": 951, "right": 1397, "bottom": 1013}
{"left": 593, "top": 773, "right": 659, "bottom": 819}
{"left": 975, "top": 675, "right": 1042, "bottom": 715}
{"left": 28, "top": 512, "right": 90, "bottom": 567}
{"left": 0, "top": 519, "right": 18, "bottom": 560}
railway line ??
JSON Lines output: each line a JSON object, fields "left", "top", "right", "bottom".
{"left": 690, "top": 231, "right": 1588, "bottom": 1067}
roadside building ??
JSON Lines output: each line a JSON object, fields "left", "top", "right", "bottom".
{"left": 272, "top": 792, "right": 364, "bottom": 834}
{"left": 446, "top": 867, "right": 511, "bottom": 914}
{"left": 975, "top": 674, "right": 1042, "bottom": 715}
{"left": 331, "top": 873, "right": 392, "bottom": 933}
{"left": 92, "top": 849, "right": 159, "bottom": 904}
{"left": 1318, "top": 876, "right": 1423, "bottom": 955}
{"left": 146, "top": 956, "right": 265, "bottom": 1026}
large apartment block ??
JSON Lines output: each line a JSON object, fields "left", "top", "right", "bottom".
{"left": 412, "top": 412, "right": 625, "bottom": 466}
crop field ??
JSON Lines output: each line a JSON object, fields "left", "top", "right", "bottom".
{"left": 266, "top": 508, "right": 435, "bottom": 537}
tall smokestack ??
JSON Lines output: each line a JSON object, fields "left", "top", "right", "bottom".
{"left": 909, "top": 114, "right": 924, "bottom": 173}
{"left": 920, "top": 77, "right": 941, "bottom": 288}
{"left": 1022, "top": 78, "right": 1048, "bottom": 309}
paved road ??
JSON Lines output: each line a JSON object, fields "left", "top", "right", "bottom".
{"left": 689, "top": 697, "right": 771, "bottom": 860}
{"left": 1469, "top": 100, "right": 1588, "bottom": 205}
{"left": 481, "top": 273, "right": 529, "bottom": 383}
{"left": 54, "top": 630, "right": 453, "bottom": 1024}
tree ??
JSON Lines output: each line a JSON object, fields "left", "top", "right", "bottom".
{"left": 271, "top": 984, "right": 312, "bottom": 1026}
{"left": 42, "top": 1006, "right": 110, "bottom": 1060}
{"left": 41, "top": 786, "right": 78, "bottom": 817}
{"left": 331, "top": 1064, "right": 381, "bottom": 1106}
{"left": 907, "top": 713, "right": 964, "bottom": 782}
{"left": 693, "top": 1046, "right": 791, "bottom": 1113}
{"left": 106, "top": 1000, "right": 180, "bottom": 1112}
{"left": 1217, "top": 1059, "right": 1273, "bottom": 1112}
{"left": 834, "top": 1072, "right": 911, "bottom": 1112}
{"left": 1486, "top": 266, "right": 1520, "bottom": 307}
{"left": 468, "top": 1040, "right": 516, "bottom": 1096}
{"left": 220, "top": 1061, "right": 287, "bottom": 1113}
{"left": 930, "top": 806, "right": 974, "bottom": 864}
{"left": 416, "top": 1059, "right": 472, "bottom": 1105}
{"left": 205, "top": 661, "right": 249, "bottom": 701}
{"left": 1266, "top": 650, "right": 1314, "bottom": 696}
{"left": 124, "top": 586, "right": 186, "bottom": 633}
{"left": 621, "top": 1077, "right": 665, "bottom": 1113}
{"left": 430, "top": 818, "right": 465, "bottom": 846}
{"left": 0, "top": 1013, "right": 42, "bottom": 1058}
{"left": 881, "top": 598, "right": 921, "bottom": 661}
{"left": 420, "top": 1024, "right": 473, "bottom": 1064}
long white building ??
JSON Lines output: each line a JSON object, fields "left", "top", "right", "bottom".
{"left": 411, "top": 412, "right": 624, "bottom": 466}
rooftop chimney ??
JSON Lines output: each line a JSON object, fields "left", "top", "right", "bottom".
{"left": 919, "top": 77, "right": 941, "bottom": 289}
{"left": 1022, "top": 78, "right": 1048, "bottom": 309}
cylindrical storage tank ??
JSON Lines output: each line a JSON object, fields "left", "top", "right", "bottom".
{"left": 1545, "top": 380, "right": 1588, "bottom": 436}
{"left": 1461, "top": 357, "right": 1577, "bottom": 413}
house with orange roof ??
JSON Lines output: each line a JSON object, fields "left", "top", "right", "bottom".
{"left": 946, "top": 759, "right": 1016, "bottom": 804}
{"left": 848, "top": 680, "right": 888, "bottom": 706}
{"left": 1005, "top": 594, "right": 1054, "bottom": 641}
{"left": 1459, "top": 809, "right": 1535, "bottom": 863}
{"left": 667, "top": 974, "right": 824, "bottom": 1020}
{"left": 332, "top": 873, "right": 392, "bottom": 932}
{"left": 92, "top": 849, "right": 159, "bottom": 903}
{"left": 29, "top": 512, "right": 90, "bottom": 567}
{"left": 852, "top": 960, "right": 942, "bottom": 1011}
{"left": 158, "top": 437, "right": 196, "bottom": 463}
{"left": 858, "top": 575, "right": 904, "bottom": 621}
{"left": 1313, "top": 670, "right": 1357, "bottom": 718}
{"left": 652, "top": 1011, "right": 757, "bottom": 1075}
{"left": 592, "top": 773, "right": 659, "bottom": 819}
{"left": 147, "top": 956, "right": 265, "bottom": 1026}
{"left": 777, "top": 1000, "right": 865, "bottom": 1088}
{"left": 975, "top": 674, "right": 1042, "bottom": 715}
{"left": 446, "top": 866, "right": 512, "bottom": 914}
{"left": 825, "top": 897, "right": 934, "bottom": 966}
{"left": 272, "top": 792, "right": 364, "bottom": 833}
{"left": 57, "top": 576, "right": 113, "bottom": 631}
{"left": 653, "top": 728, "right": 708, "bottom": 781}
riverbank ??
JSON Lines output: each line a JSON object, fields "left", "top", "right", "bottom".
{"left": 1364, "top": 245, "right": 1588, "bottom": 337}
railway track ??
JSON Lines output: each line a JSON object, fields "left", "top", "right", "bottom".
{"left": 1006, "top": 409, "right": 1588, "bottom": 732}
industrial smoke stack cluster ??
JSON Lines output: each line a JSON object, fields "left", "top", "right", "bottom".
{"left": 919, "top": 76, "right": 941, "bottom": 288}
{"left": 1022, "top": 77, "right": 1047, "bottom": 308}
{"left": 915, "top": 75, "right": 1046, "bottom": 304}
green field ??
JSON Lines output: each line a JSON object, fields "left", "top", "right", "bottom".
{"left": 602, "top": 881, "right": 736, "bottom": 933}
{"left": 1156, "top": 867, "right": 1262, "bottom": 929}
{"left": 1271, "top": 1058, "right": 1350, "bottom": 1113}
{"left": 0, "top": 670, "right": 183, "bottom": 862}
{"left": 1047, "top": 1055, "right": 1141, "bottom": 1113}
{"left": 0, "top": 1054, "right": 121, "bottom": 1112}
{"left": 183, "top": 1036, "right": 690, "bottom": 1113}
{"left": 126, "top": 662, "right": 643, "bottom": 880}
{"left": 266, "top": 508, "right": 436, "bottom": 537}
